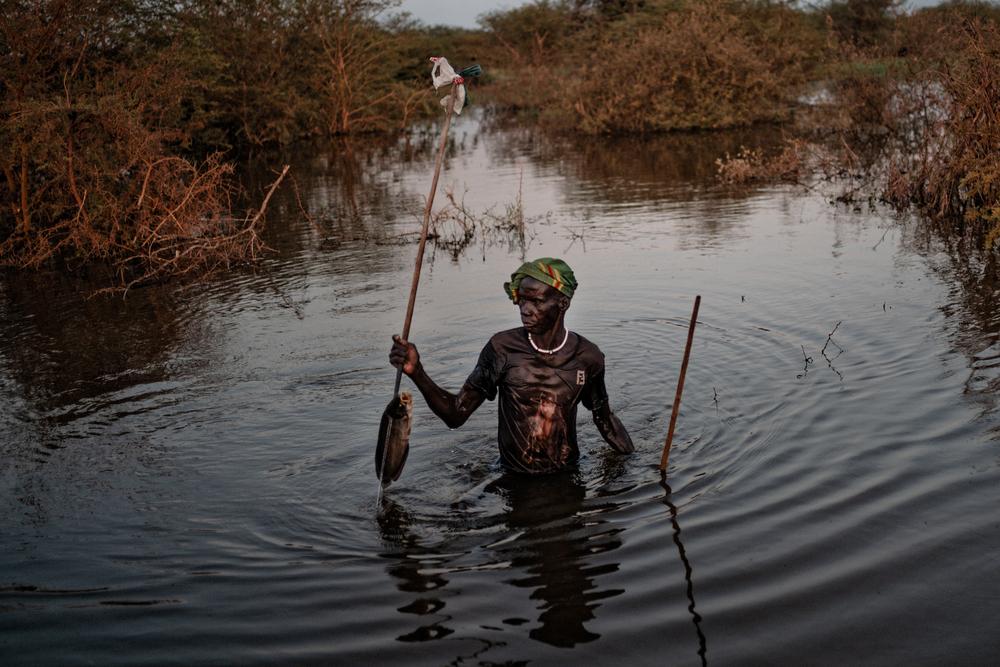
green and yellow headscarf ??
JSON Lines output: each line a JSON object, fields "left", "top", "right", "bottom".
{"left": 504, "top": 258, "right": 578, "bottom": 303}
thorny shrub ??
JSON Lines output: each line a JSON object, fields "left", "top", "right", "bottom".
{"left": 478, "top": 0, "right": 583, "bottom": 113}
{"left": 476, "top": 1, "right": 823, "bottom": 133}
{"left": 553, "top": 2, "right": 821, "bottom": 133}
{"left": 0, "top": 0, "right": 282, "bottom": 287}
{"left": 169, "top": 0, "right": 442, "bottom": 149}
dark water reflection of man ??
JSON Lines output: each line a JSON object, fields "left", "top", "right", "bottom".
{"left": 376, "top": 499, "right": 456, "bottom": 644}
{"left": 389, "top": 258, "right": 634, "bottom": 473}
{"left": 378, "top": 471, "right": 625, "bottom": 651}
{"left": 487, "top": 471, "right": 625, "bottom": 647}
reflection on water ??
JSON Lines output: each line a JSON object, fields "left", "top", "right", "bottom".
{"left": 3, "top": 110, "right": 1000, "bottom": 665}
{"left": 662, "top": 474, "right": 708, "bottom": 667}
{"left": 0, "top": 273, "right": 188, "bottom": 529}
{"left": 0, "top": 274, "right": 180, "bottom": 414}
{"left": 378, "top": 471, "right": 625, "bottom": 651}
{"left": 377, "top": 499, "right": 456, "bottom": 643}
{"left": 488, "top": 472, "right": 623, "bottom": 648}
{"left": 913, "top": 232, "right": 1000, "bottom": 416}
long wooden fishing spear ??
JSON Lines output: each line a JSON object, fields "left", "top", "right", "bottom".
{"left": 376, "top": 58, "right": 483, "bottom": 491}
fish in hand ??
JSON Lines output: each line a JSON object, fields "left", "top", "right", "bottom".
{"left": 376, "top": 391, "right": 413, "bottom": 484}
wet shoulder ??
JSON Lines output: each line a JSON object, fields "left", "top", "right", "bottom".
{"left": 489, "top": 327, "right": 529, "bottom": 354}
{"left": 572, "top": 333, "right": 606, "bottom": 369}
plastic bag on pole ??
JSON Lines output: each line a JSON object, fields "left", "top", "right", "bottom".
{"left": 430, "top": 57, "right": 466, "bottom": 115}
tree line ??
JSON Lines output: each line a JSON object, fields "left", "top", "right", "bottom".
{"left": 2, "top": 0, "right": 998, "bottom": 287}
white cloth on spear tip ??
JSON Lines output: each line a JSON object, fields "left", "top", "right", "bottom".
{"left": 430, "top": 57, "right": 466, "bottom": 115}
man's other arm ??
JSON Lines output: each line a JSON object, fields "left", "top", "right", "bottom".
{"left": 585, "top": 369, "right": 635, "bottom": 454}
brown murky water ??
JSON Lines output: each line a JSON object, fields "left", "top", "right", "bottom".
{"left": 2, "top": 112, "right": 999, "bottom": 665}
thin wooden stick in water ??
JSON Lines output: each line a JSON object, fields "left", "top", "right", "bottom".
{"left": 659, "top": 295, "right": 701, "bottom": 472}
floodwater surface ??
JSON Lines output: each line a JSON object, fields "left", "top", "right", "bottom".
{"left": 2, "top": 113, "right": 999, "bottom": 666}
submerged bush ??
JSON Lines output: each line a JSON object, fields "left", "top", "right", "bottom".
{"left": 888, "top": 20, "right": 1000, "bottom": 247}
{"left": 0, "top": 0, "right": 449, "bottom": 283}
{"left": 0, "top": 0, "right": 288, "bottom": 284}
{"left": 821, "top": 9, "right": 1000, "bottom": 248}
{"left": 716, "top": 7, "right": 1000, "bottom": 250}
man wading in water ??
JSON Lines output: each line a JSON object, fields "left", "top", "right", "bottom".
{"left": 389, "top": 258, "right": 633, "bottom": 473}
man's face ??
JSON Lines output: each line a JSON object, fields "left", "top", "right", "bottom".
{"left": 516, "top": 277, "right": 568, "bottom": 334}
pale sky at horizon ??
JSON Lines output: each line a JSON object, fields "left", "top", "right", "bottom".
{"left": 397, "top": 0, "right": 951, "bottom": 29}
{"left": 396, "top": 0, "right": 519, "bottom": 28}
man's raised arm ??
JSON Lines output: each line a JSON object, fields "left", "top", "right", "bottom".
{"left": 390, "top": 335, "right": 486, "bottom": 429}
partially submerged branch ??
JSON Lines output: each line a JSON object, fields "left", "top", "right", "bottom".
{"left": 107, "top": 164, "right": 291, "bottom": 295}
{"left": 714, "top": 18, "right": 1000, "bottom": 250}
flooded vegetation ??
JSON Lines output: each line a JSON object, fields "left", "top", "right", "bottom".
{"left": 0, "top": 0, "right": 456, "bottom": 286}
{"left": 717, "top": 4, "right": 1000, "bottom": 250}
{"left": 3, "top": 1, "right": 1000, "bottom": 664}
{"left": 4, "top": 110, "right": 1000, "bottom": 665}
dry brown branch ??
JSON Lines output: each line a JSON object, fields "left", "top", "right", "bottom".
{"left": 288, "top": 173, "right": 321, "bottom": 234}
{"left": 249, "top": 165, "right": 290, "bottom": 228}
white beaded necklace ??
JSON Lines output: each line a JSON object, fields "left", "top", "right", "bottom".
{"left": 528, "top": 329, "right": 570, "bottom": 354}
